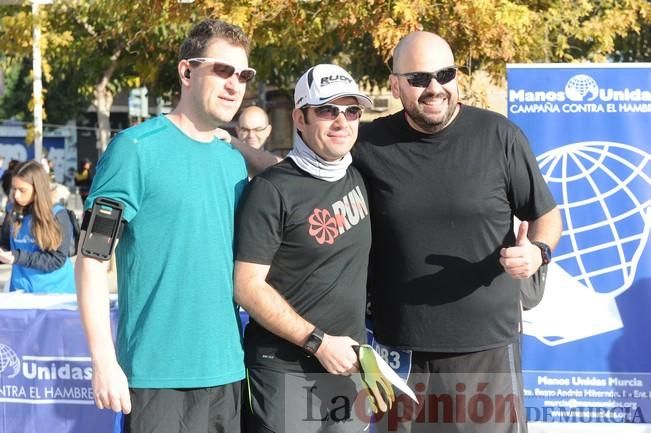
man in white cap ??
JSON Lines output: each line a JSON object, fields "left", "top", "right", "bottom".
{"left": 234, "top": 64, "right": 373, "bottom": 433}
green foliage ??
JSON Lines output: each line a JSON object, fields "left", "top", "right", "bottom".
{"left": 0, "top": 59, "right": 32, "bottom": 122}
{"left": 612, "top": 8, "right": 651, "bottom": 61}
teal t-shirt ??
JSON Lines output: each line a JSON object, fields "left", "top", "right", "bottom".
{"left": 87, "top": 115, "right": 247, "bottom": 388}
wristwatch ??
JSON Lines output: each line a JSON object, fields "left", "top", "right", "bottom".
{"left": 303, "top": 327, "right": 324, "bottom": 355}
{"left": 531, "top": 241, "right": 552, "bottom": 266}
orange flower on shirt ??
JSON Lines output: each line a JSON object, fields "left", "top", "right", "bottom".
{"left": 308, "top": 208, "right": 339, "bottom": 245}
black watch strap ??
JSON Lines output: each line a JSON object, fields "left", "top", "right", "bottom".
{"left": 531, "top": 241, "right": 552, "bottom": 265}
{"left": 303, "top": 327, "right": 324, "bottom": 355}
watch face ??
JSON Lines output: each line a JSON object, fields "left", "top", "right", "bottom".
{"left": 542, "top": 250, "right": 550, "bottom": 264}
{"left": 306, "top": 341, "right": 318, "bottom": 353}
{"left": 304, "top": 330, "right": 323, "bottom": 354}
{"left": 533, "top": 241, "right": 551, "bottom": 264}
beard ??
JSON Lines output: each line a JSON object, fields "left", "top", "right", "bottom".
{"left": 402, "top": 89, "right": 458, "bottom": 134}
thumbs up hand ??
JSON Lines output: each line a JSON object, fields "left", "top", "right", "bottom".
{"left": 515, "top": 220, "right": 530, "bottom": 247}
{"left": 500, "top": 221, "right": 542, "bottom": 279}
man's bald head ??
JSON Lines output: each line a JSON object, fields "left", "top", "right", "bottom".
{"left": 392, "top": 31, "right": 455, "bottom": 74}
{"left": 237, "top": 106, "right": 272, "bottom": 150}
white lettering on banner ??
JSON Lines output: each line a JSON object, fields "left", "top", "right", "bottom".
{"left": 561, "top": 103, "right": 604, "bottom": 113}
{"left": 509, "top": 75, "right": 651, "bottom": 104}
{"left": 510, "top": 102, "right": 651, "bottom": 115}
{"left": 538, "top": 376, "right": 570, "bottom": 386}
{"left": 22, "top": 362, "right": 92, "bottom": 381}
{"left": 525, "top": 372, "right": 651, "bottom": 424}
{"left": 619, "top": 103, "right": 651, "bottom": 112}
{"left": 0, "top": 345, "right": 96, "bottom": 405}
{"left": 509, "top": 73, "right": 651, "bottom": 116}
{"left": 509, "top": 103, "right": 560, "bottom": 114}
{"left": 583, "top": 389, "right": 622, "bottom": 398}
{"left": 535, "top": 388, "right": 556, "bottom": 397}
{"left": 43, "top": 386, "right": 94, "bottom": 400}
{"left": 510, "top": 88, "right": 651, "bottom": 103}
{"left": 600, "top": 88, "right": 651, "bottom": 101}
{"left": 0, "top": 385, "right": 27, "bottom": 398}
{"left": 509, "top": 89, "right": 566, "bottom": 102}
{"left": 608, "top": 377, "right": 643, "bottom": 387}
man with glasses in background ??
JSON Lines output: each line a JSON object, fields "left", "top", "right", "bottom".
{"left": 236, "top": 106, "right": 272, "bottom": 150}
{"left": 353, "top": 31, "right": 562, "bottom": 432}
{"left": 234, "top": 64, "right": 373, "bottom": 433}
{"left": 76, "top": 19, "right": 254, "bottom": 433}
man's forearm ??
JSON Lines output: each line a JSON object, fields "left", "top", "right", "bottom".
{"left": 529, "top": 206, "right": 563, "bottom": 250}
{"left": 234, "top": 263, "right": 359, "bottom": 375}
{"left": 75, "top": 254, "right": 117, "bottom": 363}
{"left": 231, "top": 137, "right": 282, "bottom": 177}
{"left": 234, "top": 261, "right": 313, "bottom": 347}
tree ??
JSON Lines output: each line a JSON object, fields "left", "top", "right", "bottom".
{"left": 0, "top": 1, "right": 195, "bottom": 152}
{"left": 613, "top": 8, "right": 651, "bottom": 61}
{"left": 1, "top": 0, "right": 649, "bottom": 148}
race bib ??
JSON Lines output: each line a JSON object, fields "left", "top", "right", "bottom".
{"left": 365, "top": 327, "right": 412, "bottom": 381}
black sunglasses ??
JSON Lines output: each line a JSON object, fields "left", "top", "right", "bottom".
{"left": 187, "top": 57, "right": 256, "bottom": 83}
{"left": 393, "top": 66, "right": 457, "bottom": 88}
{"left": 310, "top": 104, "right": 364, "bottom": 121}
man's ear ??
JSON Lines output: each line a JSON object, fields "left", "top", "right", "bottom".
{"left": 179, "top": 61, "right": 192, "bottom": 86}
{"left": 292, "top": 109, "right": 306, "bottom": 133}
{"left": 389, "top": 75, "right": 401, "bottom": 99}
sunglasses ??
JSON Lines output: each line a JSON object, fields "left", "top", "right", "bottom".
{"left": 187, "top": 58, "right": 256, "bottom": 83}
{"left": 309, "top": 104, "right": 364, "bottom": 121}
{"left": 393, "top": 66, "right": 457, "bottom": 88}
{"left": 238, "top": 126, "right": 269, "bottom": 133}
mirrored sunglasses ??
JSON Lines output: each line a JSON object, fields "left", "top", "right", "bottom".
{"left": 394, "top": 66, "right": 457, "bottom": 88}
{"left": 310, "top": 104, "right": 364, "bottom": 121}
{"left": 187, "top": 58, "right": 256, "bottom": 83}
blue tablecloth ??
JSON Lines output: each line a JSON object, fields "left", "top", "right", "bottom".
{"left": 0, "top": 294, "right": 118, "bottom": 433}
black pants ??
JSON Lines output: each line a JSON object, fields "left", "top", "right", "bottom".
{"left": 122, "top": 381, "right": 242, "bottom": 433}
{"left": 244, "top": 367, "right": 371, "bottom": 433}
{"left": 374, "top": 342, "right": 528, "bottom": 433}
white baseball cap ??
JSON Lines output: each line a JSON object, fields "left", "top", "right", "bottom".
{"left": 294, "top": 64, "right": 373, "bottom": 109}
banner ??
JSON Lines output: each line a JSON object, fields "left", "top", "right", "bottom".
{"left": 507, "top": 64, "right": 651, "bottom": 431}
{"left": 0, "top": 296, "right": 119, "bottom": 433}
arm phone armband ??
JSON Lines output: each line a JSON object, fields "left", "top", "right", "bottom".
{"left": 80, "top": 197, "right": 125, "bottom": 261}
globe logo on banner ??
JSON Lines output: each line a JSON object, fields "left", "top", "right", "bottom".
{"left": 0, "top": 343, "right": 21, "bottom": 378}
{"left": 523, "top": 141, "right": 651, "bottom": 345}
{"left": 564, "top": 74, "right": 599, "bottom": 102}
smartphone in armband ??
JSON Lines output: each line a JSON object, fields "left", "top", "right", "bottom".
{"left": 81, "top": 197, "right": 125, "bottom": 261}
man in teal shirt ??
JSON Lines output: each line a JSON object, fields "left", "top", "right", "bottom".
{"left": 75, "top": 19, "right": 254, "bottom": 433}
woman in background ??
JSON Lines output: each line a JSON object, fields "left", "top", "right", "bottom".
{"left": 0, "top": 161, "right": 75, "bottom": 293}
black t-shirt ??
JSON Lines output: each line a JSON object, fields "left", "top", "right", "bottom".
{"left": 236, "top": 158, "right": 371, "bottom": 372}
{"left": 354, "top": 105, "right": 557, "bottom": 352}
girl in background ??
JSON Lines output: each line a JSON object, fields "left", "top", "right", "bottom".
{"left": 0, "top": 161, "right": 75, "bottom": 293}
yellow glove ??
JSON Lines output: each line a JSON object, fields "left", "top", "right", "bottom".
{"left": 355, "top": 344, "right": 395, "bottom": 413}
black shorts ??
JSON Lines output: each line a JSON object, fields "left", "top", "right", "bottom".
{"left": 374, "top": 342, "right": 528, "bottom": 433}
{"left": 244, "top": 367, "right": 372, "bottom": 433}
{"left": 120, "top": 381, "right": 242, "bottom": 433}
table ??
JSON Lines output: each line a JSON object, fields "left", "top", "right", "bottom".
{"left": 0, "top": 293, "right": 118, "bottom": 433}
